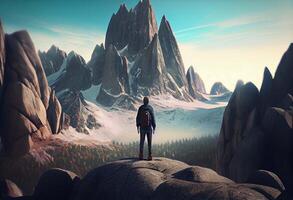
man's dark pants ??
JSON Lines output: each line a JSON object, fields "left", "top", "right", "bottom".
{"left": 139, "top": 128, "right": 152, "bottom": 156}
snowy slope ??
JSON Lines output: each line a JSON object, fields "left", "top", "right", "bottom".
{"left": 56, "top": 93, "right": 230, "bottom": 144}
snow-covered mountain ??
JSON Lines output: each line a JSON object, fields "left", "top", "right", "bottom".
{"left": 38, "top": 0, "right": 229, "bottom": 137}
{"left": 43, "top": 0, "right": 207, "bottom": 110}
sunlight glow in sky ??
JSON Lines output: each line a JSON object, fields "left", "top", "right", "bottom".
{"left": 0, "top": 0, "right": 292, "bottom": 91}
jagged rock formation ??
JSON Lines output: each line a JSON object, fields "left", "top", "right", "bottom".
{"left": 217, "top": 44, "right": 293, "bottom": 194}
{"left": 130, "top": 34, "right": 166, "bottom": 95}
{"left": 48, "top": 51, "right": 91, "bottom": 92}
{"left": 100, "top": 45, "right": 130, "bottom": 95}
{"left": 86, "top": 44, "right": 105, "bottom": 85}
{"left": 38, "top": 45, "right": 67, "bottom": 76}
{"left": 0, "top": 22, "right": 63, "bottom": 157}
{"left": 158, "top": 16, "right": 187, "bottom": 88}
{"left": 105, "top": 0, "right": 158, "bottom": 53}
{"left": 58, "top": 90, "right": 101, "bottom": 134}
{"left": 186, "top": 66, "right": 206, "bottom": 100}
{"left": 43, "top": 0, "right": 207, "bottom": 108}
{"left": 80, "top": 0, "right": 199, "bottom": 107}
{"left": 210, "top": 82, "right": 230, "bottom": 95}
{"left": 5, "top": 159, "right": 284, "bottom": 200}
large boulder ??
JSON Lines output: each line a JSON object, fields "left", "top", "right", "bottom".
{"left": 72, "top": 158, "right": 281, "bottom": 200}
{"left": 248, "top": 170, "right": 285, "bottom": 192}
{"left": 217, "top": 82, "right": 260, "bottom": 180}
{"left": 33, "top": 168, "right": 80, "bottom": 200}
{"left": 217, "top": 43, "right": 293, "bottom": 191}
{"left": 0, "top": 28, "right": 62, "bottom": 156}
{"left": 262, "top": 107, "right": 293, "bottom": 190}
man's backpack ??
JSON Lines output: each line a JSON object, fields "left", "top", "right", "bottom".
{"left": 141, "top": 109, "right": 151, "bottom": 128}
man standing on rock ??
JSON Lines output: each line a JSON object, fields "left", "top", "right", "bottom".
{"left": 136, "top": 96, "right": 156, "bottom": 161}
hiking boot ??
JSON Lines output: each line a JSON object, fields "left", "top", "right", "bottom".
{"left": 147, "top": 155, "right": 152, "bottom": 161}
{"left": 139, "top": 152, "right": 143, "bottom": 160}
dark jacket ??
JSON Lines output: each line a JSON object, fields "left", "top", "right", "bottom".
{"left": 136, "top": 104, "right": 156, "bottom": 130}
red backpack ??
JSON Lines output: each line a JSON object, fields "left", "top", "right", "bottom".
{"left": 141, "top": 109, "right": 151, "bottom": 128}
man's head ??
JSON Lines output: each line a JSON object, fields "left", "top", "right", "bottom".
{"left": 143, "top": 96, "right": 149, "bottom": 105}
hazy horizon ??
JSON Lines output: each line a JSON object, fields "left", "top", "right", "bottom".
{"left": 1, "top": 0, "right": 292, "bottom": 92}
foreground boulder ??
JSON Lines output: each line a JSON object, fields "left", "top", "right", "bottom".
{"left": 72, "top": 158, "right": 281, "bottom": 200}
{"left": 33, "top": 169, "right": 80, "bottom": 200}
{"left": 0, "top": 22, "right": 63, "bottom": 156}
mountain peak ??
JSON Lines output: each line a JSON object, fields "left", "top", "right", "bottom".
{"left": 117, "top": 3, "right": 128, "bottom": 15}
{"left": 105, "top": 0, "right": 158, "bottom": 52}
{"left": 48, "top": 44, "right": 59, "bottom": 53}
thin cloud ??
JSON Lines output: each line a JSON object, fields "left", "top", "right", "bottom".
{"left": 175, "top": 14, "right": 268, "bottom": 36}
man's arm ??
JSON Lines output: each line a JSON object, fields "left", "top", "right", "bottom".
{"left": 150, "top": 106, "right": 156, "bottom": 130}
{"left": 136, "top": 107, "right": 141, "bottom": 128}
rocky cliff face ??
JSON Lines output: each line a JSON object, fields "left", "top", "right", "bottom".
{"left": 86, "top": 44, "right": 105, "bottom": 85}
{"left": 130, "top": 34, "right": 166, "bottom": 95}
{"left": 105, "top": 0, "right": 158, "bottom": 53}
{"left": 210, "top": 82, "right": 230, "bottom": 95}
{"left": 0, "top": 22, "right": 63, "bottom": 157}
{"left": 7, "top": 159, "right": 284, "bottom": 200}
{"left": 217, "top": 43, "right": 293, "bottom": 192}
{"left": 57, "top": 90, "right": 100, "bottom": 134}
{"left": 38, "top": 45, "right": 67, "bottom": 76}
{"left": 48, "top": 51, "right": 91, "bottom": 92}
{"left": 44, "top": 0, "right": 206, "bottom": 108}
{"left": 158, "top": 16, "right": 187, "bottom": 88}
{"left": 186, "top": 66, "right": 206, "bottom": 100}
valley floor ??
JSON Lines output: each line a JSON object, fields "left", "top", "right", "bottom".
{"left": 55, "top": 93, "right": 230, "bottom": 144}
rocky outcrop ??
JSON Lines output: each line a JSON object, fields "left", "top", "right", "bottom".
{"left": 48, "top": 51, "right": 91, "bottom": 92}
{"left": 58, "top": 90, "right": 101, "bottom": 134}
{"left": 38, "top": 45, "right": 67, "bottom": 76}
{"left": 33, "top": 169, "right": 80, "bottom": 200}
{"left": 270, "top": 44, "right": 293, "bottom": 106}
{"left": 217, "top": 44, "right": 293, "bottom": 193}
{"left": 158, "top": 16, "right": 186, "bottom": 88}
{"left": 0, "top": 23, "right": 63, "bottom": 157}
{"left": 3, "top": 158, "right": 284, "bottom": 200}
{"left": 86, "top": 44, "right": 105, "bottom": 85}
{"left": 100, "top": 45, "right": 130, "bottom": 95}
{"left": 186, "top": 66, "right": 206, "bottom": 100}
{"left": 105, "top": 0, "right": 158, "bottom": 53}
{"left": 130, "top": 34, "right": 166, "bottom": 96}
{"left": 210, "top": 82, "right": 230, "bottom": 95}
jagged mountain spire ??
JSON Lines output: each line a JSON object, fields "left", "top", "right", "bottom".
{"left": 105, "top": 0, "right": 158, "bottom": 53}
{"left": 159, "top": 15, "right": 186, "bottom": 88}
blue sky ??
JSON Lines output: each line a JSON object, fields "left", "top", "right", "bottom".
{"left": 0, "top": 0, "right": 292, "bottom": 91}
